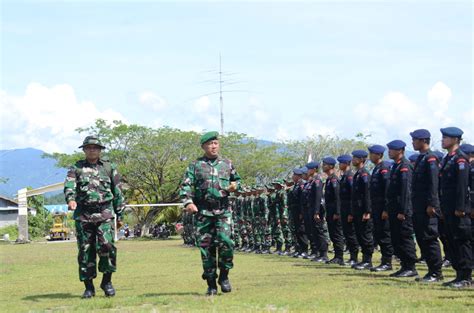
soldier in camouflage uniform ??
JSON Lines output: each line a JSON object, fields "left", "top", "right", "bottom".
{"left": 231, "top": 190, "right": 243, "bottom": 250}
{"left": 274, "top": 180, "right": 293, "bottom": 255}
{"left": 268, "top": 183, "right": 283, "bottom": 253}
{"left": 254, "top": 186, "right": 270, "bottom": 254}
{"left": 180, "top": 131, "right": 241, "bottom": 295}
{"left": 64, "top": 136, "right": 125, "bottom": 299}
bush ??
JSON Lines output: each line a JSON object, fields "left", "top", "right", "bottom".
{"left": 0, "top": 224, "right": 19, "bottom": 241}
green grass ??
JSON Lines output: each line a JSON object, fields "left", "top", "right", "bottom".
{"left": 0, "top": 238, "right": 472, "bottom": 312}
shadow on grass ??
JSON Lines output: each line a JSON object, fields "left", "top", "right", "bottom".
{"left": 23, "top": 293, "right": 78, "bottom": 302}
{"left": 141, "top": 292, "right": 202, "bottom": 297}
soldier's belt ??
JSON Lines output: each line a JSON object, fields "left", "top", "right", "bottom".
{"left": 196, "top": 198, "right": 229, "bottom": 213}
{"left": 79, "top": 202, "right": 112, "bottom": 213}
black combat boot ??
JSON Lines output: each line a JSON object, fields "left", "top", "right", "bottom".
{"left": 82, "top": 279, "right": 95, "bottom": 299}
{"left": 206, "top": 278, "right": 218, "bottom": 296}
{"left": 218, "top": 269, "right": 232, "bottom": 293}
{"left": 100, "top": 273, "right": 116, "bottom": 297}
{"left": 354, "top": 255, "right": 373, "bottom": 270}
{"left": 371, "top": 257, "right": 393, "bottom": 272}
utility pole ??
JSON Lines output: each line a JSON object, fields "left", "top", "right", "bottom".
{"left": 219, "top": 54, "right": 224, "bottom": 135}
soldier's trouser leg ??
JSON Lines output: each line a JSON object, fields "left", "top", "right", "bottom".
{"left": 96, "top": 220, "right": 117, "bottom": 275}
{"left": 341, "top": 211, "right": 360, "bottom": 259}
{"left": 389, "top": 215, "right": 417, "bottom": 270}
{"left": 303, "top": 213, "right": 316, "bottom": 253}
{"left": 353, "top": 216, "right": 374, "bottom": 262}
{"left": 413, "top": 213, "right": 442, "bottom": 275}
{"left": 313, "top": 218, "right": 328, "bottom": 256}
{"left": 196, "top": 214, "right": 219, "bottom": 280}
{"left": 373, "top": 208, "right": 394, "bottom": 264}
{"left": 445, "top": 214, "right": 472, "bottom": 280}
{"left": 279, "top": 207, "right": 292, "bottom": 248}
{"left": 438, "top": 217, "right": 451, "bottom": 261}
{"left": 76, "top": 221, "right": 98, "bottom": 281}
{"left": 216, "top": 213, "right": 234, "bottom": 271}
{"left": 326, "top": 215, "right": 345, "bottom": 259}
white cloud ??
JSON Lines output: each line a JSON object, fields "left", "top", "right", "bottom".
{"left": 138, "top": 91, "right": 167, "bottom": 111}
{"left": 192, "top": 96, "right": 210, "bottom": 113}
{"left": 0, "top": 82, "right": 126, "bottom": 153}
{"left": 351, "top": 81, "right": 471, "bottom": 148}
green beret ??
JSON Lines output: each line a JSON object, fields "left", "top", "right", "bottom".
{"left": 200, "top": 131, "right": 219, "bottom": 145}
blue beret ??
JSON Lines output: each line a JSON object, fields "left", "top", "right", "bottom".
{"left": 352, "top": 150, "right": 368, "bottom": 158}
{"left": 293, "top": 167, "right": 303, "bottom": 175}
{"left": 337, "top": 154, "right": 352, "bottom": 163}
{"left": 306, "top": 161, "right": 320, "bottom": 169}
{"left": 408, "top": 153, "right": 420, "bottom": 162}
{"left": 410, "top": 129, "right": 431, "bottom": 139}
{"left": 368, "top": 144, "right": 386, "bottom": 154}
{"left": 432, "top": 151, "right": 445, "bottom": 160}
{"left": 300, "top": 166, "right": 309, "bottom": 174}
{"left": 322, "top": 157, "right": 336, "bottom": 165}
{"left": 460, "top": 143, "right": 474, "bottom": 154}
{"left": 440, "top": 127, "right": 463, "bottom": 138}
{"left": 387, "top": 140, "right": 406, "bottom": 150}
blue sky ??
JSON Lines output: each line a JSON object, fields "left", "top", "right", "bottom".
{"left": 1, "top": 0, "right": 472, "bottom": 153}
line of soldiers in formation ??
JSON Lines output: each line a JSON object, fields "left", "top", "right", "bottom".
{"left": 182, "top": 127, "right": 474, "bottom": 289}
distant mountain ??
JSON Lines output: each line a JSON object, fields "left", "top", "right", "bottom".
{"left": 0, "top": 148, "right": 67, "bottom": 198}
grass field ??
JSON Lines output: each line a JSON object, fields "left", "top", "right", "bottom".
{"left": 0, "top": 238, "right": 472, "bottom": 312}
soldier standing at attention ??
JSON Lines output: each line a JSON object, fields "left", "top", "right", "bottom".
{"left": 410, "top": 129, "right": 444, "bottom": 282}
{"left": 337, "top": 155, "right": 360, "bottom": 266}
{"left": 64, "top": 136, "right": 125, "bottom": 298}
{"left": 385, "top": 140, "right": 418, "bottom": 278}
{"left": 368, "top": 145, "right": 394, "bottom": 272}
{"left": 349, "top": 150, "right": 374, "bottom": 270}
{"left": 438, "top": 127, "right": 472, "bottom": 288}
{"left": 322, "top": 157, "right": 345, "bottom": 265}
{"left": 180, "top": 131, "right": 241, "bottom": 295}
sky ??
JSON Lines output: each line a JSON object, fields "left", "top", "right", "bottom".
{"left": 1, "top": 0, "right": 472, "bottom": 153}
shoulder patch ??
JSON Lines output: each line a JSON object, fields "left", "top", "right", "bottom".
{"left": 380, "top": 169, "right": 388, "bottom": 174}
{"left": 427, "top": 157, "right": 437, "bottom": 162}
{"left": 400, "top": 167, "right": 409, "bottom": 172}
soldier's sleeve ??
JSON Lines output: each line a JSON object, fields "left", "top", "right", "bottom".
{"left": 381, "top": 167, "right": 390, "bottom": 200}
{"left": 282, "top": 190, "right": 288, "bottom": 212}
{"left": 111, "top": 164, "right": 125, "bottom": 217}
{"left": 64, "top": 164, "right": 77, "bottom": 203}
{"left": 399, "top": 164, "right": 411, "bottom": 215}
{"left": 426, "top": 154, "right": 440, "bottom": 209}
{"left": 313, "top": 179, "right": 323, "bottom": 215}
{"left": 179, "top": 161, "right": 196, "bottom": 207}
{"left": 350, "top": 175, "right": 356, "bottom": 216}
{"left": 455, "top": 157, "right": 469, "bottom": 213}
{"left": 229, "top": 161, "right": 241, "bottom": 189}
{"left": 362, "top": 172, "right": 371, "bottom": 214}
{"left": 333, "top": 178, "right": 341, "bottom": 215}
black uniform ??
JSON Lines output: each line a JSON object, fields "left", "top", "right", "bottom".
{"left": 412, "top": 151, "right": 443, "bottom": 277}
{"left": 387, "top": 158, "right": 417, "bottom": 271}
{"left": 310, "top": 174, "right": 328, "bottom": 258}
{"left": 470, "top": 160, "right": 474, "bottom": 260}
{"left": 324, "top": 173, "right": 345, "bottom": 261}
{"left": 292, "top": 179, "right": 308, "bottom": 254}
{"left": 370, "top": 161, "right": 394, "bottom": 266}
{"left": 340, "top": 169, "right": 359, "bottom": 262}
{"left": 439, "top": 149, "right": 472, "bottom": 282}
{"left": 351, "top": 167, "right": 374, "bottom": 264}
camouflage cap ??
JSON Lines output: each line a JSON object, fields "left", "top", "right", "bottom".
{"left": 79, "top": 135, "right": 106, "bottom": 149}
{"left": 200, "top": 131, "right": 219, "bottom": 145}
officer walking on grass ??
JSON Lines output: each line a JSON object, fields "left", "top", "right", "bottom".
{"left": 64, "top": 136, "right": 125, "bottom": 299}
{"left": 179, "top": 131, "right": 241, "bottom": 295}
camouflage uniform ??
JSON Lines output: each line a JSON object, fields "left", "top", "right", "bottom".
{"left": 64, "top": 158, "right": 125, "bottom": 282}
{"left": 180, "top": 155, "right": 241, "bottom": 280}
{"left": 276, "top": 185, "right": 293, "bottom": 250}
{"left": 231, "top": 194, "right": 242, "bottom": 248}
{"left": 256, "top": 189, "right": 271, "bottom": 251}
{"left": 268, "top": 188, "right": 283, "bottom": 249}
